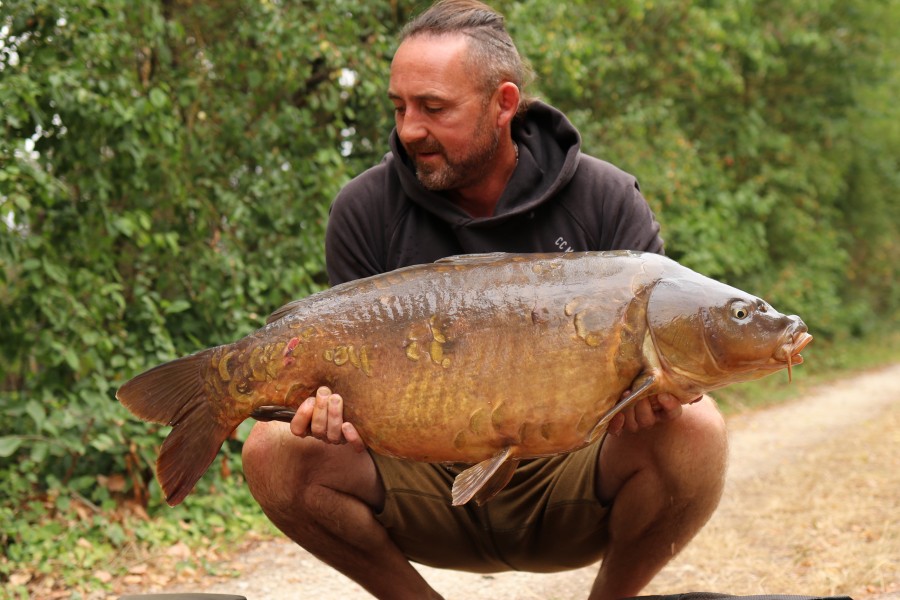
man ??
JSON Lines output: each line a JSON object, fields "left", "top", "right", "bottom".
{"left": 242, "top": 1, "right": 728, "bottom": 598}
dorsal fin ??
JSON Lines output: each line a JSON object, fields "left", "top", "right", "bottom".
{"left": 435, "top": 252, "right": 511, "bottom": 265}
{"left": 266, "top": 299, "right": 303, "bottom": 325}
{"left": 266, "top": 253, "right": 513, "bottom": 324}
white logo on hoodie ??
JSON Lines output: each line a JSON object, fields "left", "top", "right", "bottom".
{"left": 555, "top": 237, "right": 575, "bottom": 253}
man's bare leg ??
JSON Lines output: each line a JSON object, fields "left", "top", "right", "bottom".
{"left": 242, "top": 421, "right": 444, "bottom": 600}
{"left": 589, "top": 397, "right": 728, "bottom": 600}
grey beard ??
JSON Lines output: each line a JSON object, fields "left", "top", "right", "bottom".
{"left": 414, "top": 129, "right": 500, "bottom": 191}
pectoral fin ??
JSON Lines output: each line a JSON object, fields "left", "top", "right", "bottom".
{"left": 587, "top": 375, "right": 657, "bottom": 442}
{"left": 451, "top": 447, "right": 518, "bottom": 506}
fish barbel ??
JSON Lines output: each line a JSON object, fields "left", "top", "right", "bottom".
{"left": 116, "top": 251, "right": 812, "bottom": 506}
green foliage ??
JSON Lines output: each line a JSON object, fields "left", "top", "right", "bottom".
{"left": 0, "top": 0, "right": 410, "bottom": 593}
{"left": 1, "top": 0, "right": 898, "bottom": 594}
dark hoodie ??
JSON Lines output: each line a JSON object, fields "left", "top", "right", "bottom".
{"left": 325, "top": 101, "right": 663, "bottom": 286}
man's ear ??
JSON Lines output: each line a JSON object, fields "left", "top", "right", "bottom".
{"left": 496, "top": 82, "right": 520, "bottom": 127}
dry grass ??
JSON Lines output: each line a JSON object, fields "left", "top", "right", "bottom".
{"left": 645, "top": 369, "right": 900, "bottom": 598}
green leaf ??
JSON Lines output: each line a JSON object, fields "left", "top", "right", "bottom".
{"left": 42, "top": 259, "right": 68, "bottom": 284}
{"left": 12, "top": 193, "right": 31, "bottom": 211}
{"left": 25, "top": 401, "right": 46, "bottom": 431}
{"left": 149, "top": 88, "right": 168, "bottom": 108}
{"left": 62, "top": 346, "right": 82, "bottom": 371}
{"left": 0, "top": 436, "right": 23, "bottom": 458}
{"left": 90, "top": 433, "right": 116, "bottom": 452}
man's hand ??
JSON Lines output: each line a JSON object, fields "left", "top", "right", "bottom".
{"left": 607, "top": 392, "right": 700, "bottom": 436}
{"left": 290, "top": 386, "right": 366, "bottom": 453}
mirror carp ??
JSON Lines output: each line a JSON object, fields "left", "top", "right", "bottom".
{"left": 117, "top": 251, "right": 812, "bottom": 506}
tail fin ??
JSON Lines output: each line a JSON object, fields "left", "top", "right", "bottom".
{"left": 116, "top": 348, "right": 236, "bottom": 506}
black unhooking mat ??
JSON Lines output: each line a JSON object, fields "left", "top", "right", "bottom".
{"left": 631, "top": 594, "right": 853, "bottom": 600}
{"left": 119, "top": 595, "right": 247, "bottom": 600}
{"left": 119, "top": 593, "right": 854, "bottom": 599}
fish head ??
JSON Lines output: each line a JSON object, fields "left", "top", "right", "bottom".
{"left": 647, "top": 276, "right": 812, "bottom": 395}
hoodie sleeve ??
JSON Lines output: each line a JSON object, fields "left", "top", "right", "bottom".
{"left": 325, "top": 163, "right": 392, "bottom": 286}
{"left": 561, "top": 154, "right": 665, "bottom": 255}
{"left": 606, "top": 180, "right": 665, "bottom": 255}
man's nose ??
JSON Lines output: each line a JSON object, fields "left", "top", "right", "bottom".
{"left": 397, "top": 107, "right": 428, "bottom": 145}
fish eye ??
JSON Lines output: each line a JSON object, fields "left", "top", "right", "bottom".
{"left": 731, "top": 302, "right": 751, "bottom": 320}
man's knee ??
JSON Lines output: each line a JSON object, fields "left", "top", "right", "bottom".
{"left": 659, "top": 397, "right": 728, "bottom": 505}
{"left": 600, "top": 397, "right": 727, "bottom": 504}
{"left": 243, "top": 422, "right": 343, "bottom": 520}
{"left": 243, "top": 421, "right": 277, "bottom": 465}
{"left": 243, "top": 421, "right": 293, "bottom": 476}
{"left": 244, "top": 421, "right": 383, "bottom": 514}
{"left": 243, "top": 422, "right": 304, "bottom": 511}
{"left": 673, "top": 397, "right": 728, "bottom": 469}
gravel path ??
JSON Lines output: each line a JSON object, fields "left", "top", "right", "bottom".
{"left": 157, "top": 363, "right": 900, "bottom": 599}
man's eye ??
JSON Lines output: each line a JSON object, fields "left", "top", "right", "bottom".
{"left": 425, "top": 106, "right": 443, "bottom": 114}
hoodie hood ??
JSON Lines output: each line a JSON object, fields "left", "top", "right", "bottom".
{"left": 389, "top": 100, "right": 582, "bottom": 228}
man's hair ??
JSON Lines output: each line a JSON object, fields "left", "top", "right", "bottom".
{"left": 400, "top": 0, "right": 535, "bottom": 114}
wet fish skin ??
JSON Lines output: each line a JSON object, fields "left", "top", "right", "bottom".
{"left": 116, "top": 251, "right": 811, "bottom": 506}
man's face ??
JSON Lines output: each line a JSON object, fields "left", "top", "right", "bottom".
{"left": 388, "top": 34, "right": 500, "bottom": 192}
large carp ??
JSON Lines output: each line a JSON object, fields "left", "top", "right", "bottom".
{"left": 117, "top": 251, "right": 811, "bottom": 507}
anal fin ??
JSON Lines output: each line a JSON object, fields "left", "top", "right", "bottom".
{"left": 450, "top": 446, "right": 517, "bottom": 506}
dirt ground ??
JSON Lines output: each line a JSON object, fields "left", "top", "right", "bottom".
{"left": 145, "top": 363, "right": 900, "bottom": 599}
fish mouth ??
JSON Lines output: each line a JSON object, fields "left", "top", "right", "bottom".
{"left": 777, "top": 330, "right": 813, "bottom": 381}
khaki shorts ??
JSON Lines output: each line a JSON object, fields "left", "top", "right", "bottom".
{"left": 371, "top": 439, "right": 610, "bottom": 573}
